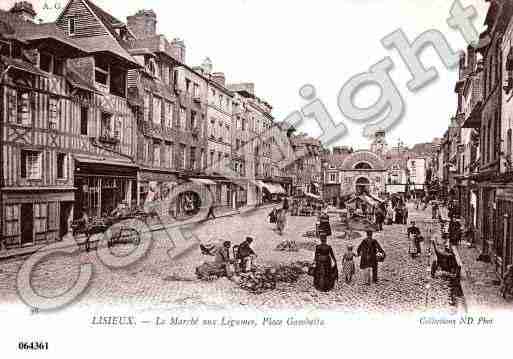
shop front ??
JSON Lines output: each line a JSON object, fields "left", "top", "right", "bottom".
{"left": 2, "top": 189, "right": 74, "bottom": 250}
{"left": 74, "top": 156, "right": 137, "bottom": 219}
{"left": 138, "top": 169, "right": 179, "bottom": 218}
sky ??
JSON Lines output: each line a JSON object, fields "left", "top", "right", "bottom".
{"left": 2, "top": 0, "right": 490, "bottom": 149}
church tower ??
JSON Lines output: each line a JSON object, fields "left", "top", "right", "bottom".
{"left": 371, "top": 130, "right": 387, "bottom": 157}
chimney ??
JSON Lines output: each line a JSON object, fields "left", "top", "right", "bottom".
{"left": 169, "top": 38, "right": 186, "bottom": 63}
{"left": 212, "top": 72, "right": 226, "bottom": 86}
{"left": 9, "top": 1, "right": 36, "bottom": 22}
{"left": 127, "top": 9, "right": 157, "bottom": 39}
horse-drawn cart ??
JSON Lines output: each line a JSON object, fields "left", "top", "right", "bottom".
{"left": 71, "top": 209, "right": 154, "bottom": 252}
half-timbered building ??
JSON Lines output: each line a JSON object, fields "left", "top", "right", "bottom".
{"left": 0, "top": 0, "right": 140, "bottom": 251}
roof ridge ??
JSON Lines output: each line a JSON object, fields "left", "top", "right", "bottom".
{"left": 83, "top": 0, "right": 123, "bottom": 26}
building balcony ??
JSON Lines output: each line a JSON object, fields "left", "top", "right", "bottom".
{"left": 141, "top": 121, "right": 163, "bottom": 139}
{"left": 461, "top": 101, "right": 482, "bottom": 129}
{"left": 98, "top": 131, "right": 120, "bottom": 145}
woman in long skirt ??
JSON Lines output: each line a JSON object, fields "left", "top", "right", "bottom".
{"left": 313, "top": 234, "right": 338, "bottom": 292}
{"left": 276, "top": 209, "right": 287, "bottom": 235}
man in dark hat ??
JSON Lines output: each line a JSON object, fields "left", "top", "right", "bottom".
{"left": 237, "top": 237, "right": 256, "bottom": 272}
{"left": 357, "top": 231, "right": 385, "bottom": 284}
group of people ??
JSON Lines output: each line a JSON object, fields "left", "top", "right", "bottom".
{"left": 200, "top": 194, "right": 391, "bottom": 293}
{"left": 199, "top": 237, "right": 258, "bottom": 277}
{"left": 312, "top": 230, "right": 386, "bottom": 292}
{"left": 268, "top": 197, "right": 291, "bottom": 235}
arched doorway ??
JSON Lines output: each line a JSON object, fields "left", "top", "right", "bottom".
{"left": 355, "top": 177, "right": 370, "bottom": 195}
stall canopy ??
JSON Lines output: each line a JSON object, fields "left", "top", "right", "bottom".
{"left": 264, "top": 182, "right": 286, "bottom": 194}
{"left": 304, "top": 192, "right": 321, "bottom": 201}
{"left": 345, "top": 193, "right": 384, "bottom": 207}
{"left": 189, "top": 178, "right": 217, "bottom": 186}
{"left": 255, "top": 181, "right": 286, "bottom": 194}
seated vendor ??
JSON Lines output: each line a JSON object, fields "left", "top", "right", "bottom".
{"left": 237, "top": 237, "right": 256, "bottom": 272}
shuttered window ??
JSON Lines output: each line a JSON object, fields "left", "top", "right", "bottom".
{"left": 17, "top": 91, "right": 32, "bottom": 126}
{"left": 80, "top": 106, "right": 88, "bottom": 135}
{"left": 143, "top": 92, "right": 150, "bottom": 122}
{"left": 164, "top": 101, "right": 173, "bottom": 128}
{"left": 48, "top": 97, "right": 59, "bottom": 130}
{"left": 4, "top": 205, "right": 20, "bottom": 237}
{"left": 57, "top": 153, "right": 66, "bottom": 179}
{"left": 179, "top": 107, "right": 186, "bottom": 129}
{"left": 153, "top": 96, "right": 162, "bottom": 126}
{"left": 34, "top": 203, "right": 48, "bottom": 234}
{"left": 153, "top": 141, "right": 161, "bottom": 167}
{"left": 21, "top": 150, "right": 42, "bottom": 180}
{"left": 114, "top": 118, "right": 122, "bottom": 140}
{"left": 7, "top": 90, "right": 17, "bottom": 123}
{"left": 48, "top": 202, "right": 59, "bottom": 231}
{"left": 165, "top": 142, "right": 173, "bottom": 168}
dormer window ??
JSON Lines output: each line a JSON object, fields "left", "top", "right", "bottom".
{"left": 68, "top": 17, "right": 76, "bottom": 36}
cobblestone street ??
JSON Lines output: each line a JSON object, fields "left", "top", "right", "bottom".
{"left": 0, "top": 204, "right": 454, "bottom": 314}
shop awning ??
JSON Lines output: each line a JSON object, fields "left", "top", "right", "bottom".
{"left": 189, "top": 178, "right": 217, "bottom": 186}
{"left": 73, "top": 155, "right": 137, "bottom": 168}
{"left": 254, "top": 180, "right": 267, "bottom": 189}
{"left": 264, "top": 182, "right": 286, "bottom": 194}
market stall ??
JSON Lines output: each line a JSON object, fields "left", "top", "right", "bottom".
{"left": 291, "top": 192, "right": 323, "bottom": 216}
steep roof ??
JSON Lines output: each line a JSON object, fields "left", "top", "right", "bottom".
{"left": 56, "top": 0, "right": 139, "bottom": 67}
{"left": 0, "top": 10, "right": 85, "bottom": 56}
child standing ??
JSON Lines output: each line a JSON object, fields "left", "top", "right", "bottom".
{"left": 342, "top": 245, "right": 356, "bottom": 284}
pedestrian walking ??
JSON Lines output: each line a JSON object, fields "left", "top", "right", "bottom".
{"left": 432, "top": 201, "right": 439, "bottom": 220}
{"left": 282, "top": 196, "right": 289, "bottom": 212}
{"left": 206, "top": 203, "right": 216, "bottom": 220}
{"left": 386, "top": 205, "right": 394, "bottom": 225}
{"left": 402, "top": 204, "right": 409, "bottom": 225}
{"left": 268, "top": 207, "right": 277, "bottom": 224}
{"left": 357, "top": 231, "right": 386, "bottom": 285}
{"left": 313, "top": 234, "right": 338, "bottom": 292}
{"left": 318, "top": 210, "right": 332, "bottom": 237}
{"left": 276, "top": 209, "right": 287, "bottom": 235}
{"left": 407, "top": 220, "right": 422, "bottom": 258}
{"left": 375, "top": 209, "right": 385, "bottom": 231}
{"left": 342, "top": 245, "right": 356, "bottom": 284}
{"left": 448, "top": 217, "right": 461, "bottom": 246}
{"left": 394, "top": 206, "right": 403, "bottom": 224}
